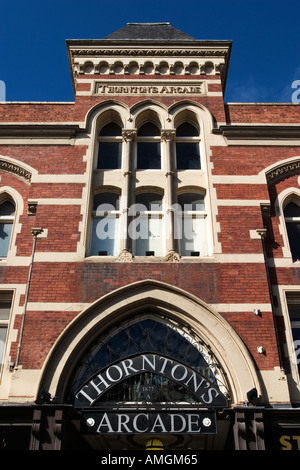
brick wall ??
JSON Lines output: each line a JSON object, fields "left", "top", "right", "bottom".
{"left": 1, "top": 81, "right": 300, "bottom": 383}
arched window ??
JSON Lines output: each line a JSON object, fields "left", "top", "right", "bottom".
{"left": 137, "top": 122, "right": 161, "bottom": 169}
{"left": 97, "top": 122, "right": 122, "bottom": 169}
{"left": 69, "top": 315, "right": 229, "bottom": 407}
{"left": 177, "top": 193, "right": 207, "bottom": 256}
{"left": 176, "top": 122, "right": 201, "bottom": 170}
{"left": 0, "top": 198, "right": 15, "bottom": 258}
{"left": 284, "top": 200, "right": 300, "bottom": 261}
{"left": 90, "top": 192, "right": 120, "bottom": 256}
{"left": 130, "top": 193, "right": 163, "bottom": 256}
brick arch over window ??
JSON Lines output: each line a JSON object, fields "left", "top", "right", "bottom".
{"left": 38, "top": 280, "right": 261, "bottom": 406}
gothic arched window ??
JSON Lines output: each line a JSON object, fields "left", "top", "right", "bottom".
{"left": 69, "top": 315, "right": 229, "bottom": 407}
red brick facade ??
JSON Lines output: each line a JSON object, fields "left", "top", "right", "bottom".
{"left": 0, "top": 23, "right": 299, "bottom": 451}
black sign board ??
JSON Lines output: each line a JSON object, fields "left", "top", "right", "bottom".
{"left": 74, "top": 353, "right": 228, "bottom": 408}
{"left": 81, "top": 409, "right": 217, "bottom": 435}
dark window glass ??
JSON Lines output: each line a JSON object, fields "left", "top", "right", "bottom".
{"left": 284, "top": 202, "right": 300, "bottom": 261}
{"left": 176, "top": 122, "right": 198, "bottom": 137}
{"left": 99, "top": 122, "right": 122, "bottom": 137}
{"left": 176, "top": 123, "right": 200, "bottom": 170}
{"left": 0, "top": 201, "right": 15, "bottom": 217}
{"left": 98, "top": 142, "right": 122, "bottom": 169}
{"left": 176, "top": 143, "right": 200, "bottom": 169}
{"left": 137, "top": 123, "right": 161, "bottom": 169}
{"left": 97, "top": 123, "right": 122, "bottom": 169}
{"left": 138, "top": 122, "right": 160, "bottom": 137}
{"left": 93, "top": 193, "right": 120, "bottom": 211}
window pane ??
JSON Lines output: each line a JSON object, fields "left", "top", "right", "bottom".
{"left": 284, "top": 202, "right": 300, "bottom": 218}
{"left": 0, "top": 201, "right": 15, "bottom": 217}
{"left": 0, "top": 223, "right": 12, "bottom": 257}
{"left": 180, "top": 215, "right": 207, "bottom": 256}
{"left": 176, "top": 142, "right": 201, "bottom": 169}
{"left": 288, "top": 304, "right": 300, "bottom": 322}
{"left": 135, "top": 193, "right": 162, "bottom": 211}
{"left": 0, "top": 302, "right": 11, "bottom": 320}
{"left": 286, "top": 222, "right": 300, "bottom": 261}
{"left": 97, "top": 142, "right": 122, "bottom": 169}
{"left": 0, "top": 327, "right": 7, "bottom": 365}
{"left": 91, "top": 217, "right": 119, "bottom": 256}
{"left": 99, "top": 123, "right": 122, "bottom": 137}
{"left": 287, "top": 302, "right": 300, "bottom": 376}
{"left": 176, "top": 123, "right": 198, "bottom": 137}
{"left": 178, "top": 193, "right": 204, "bottom": 211}
{"left": 291, "top": 325, "right": 300, "bottom": 377}
{"left": 93, "top": 193, "right": 120, "bottom": 211}
{"left": 137, "top": 142, "right": 161, "bottom": 169}
{"left": 135, "top": 216, "right": 163, "bottom": 256}
{"left": 138, "top": 122, "right": 160, "bottom": 137}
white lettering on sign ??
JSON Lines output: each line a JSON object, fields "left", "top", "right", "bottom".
{"left": 82, "top": 411, "right": 216, "bottom": 435}
{"left": 74, "top": 353, "right": 228, "bottom": 408}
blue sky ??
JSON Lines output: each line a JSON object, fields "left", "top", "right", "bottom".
{"left": 0, "top": 0, "right": 300, "bottom": 103}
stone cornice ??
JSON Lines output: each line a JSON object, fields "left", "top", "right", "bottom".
{"left": 69, "top": 47, "right": 230, "bottom": 57}
{"left": 216, "top": 124, "right": 300, "bottom": 139}
{"left": 66, "top": 40, "right": 232, "bottom": 95}
{"left": 0, "top": 124, "right": 80, "bottom": 138}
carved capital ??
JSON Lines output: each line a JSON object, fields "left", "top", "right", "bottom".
{"left": 161, "top": 129, "right": 176, "bottom": 142}
{"left": 122, "top": 129, "right": 136, "bottom": 142}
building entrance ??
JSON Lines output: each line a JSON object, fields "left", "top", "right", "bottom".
{"left": 62, "top": 314, "right": 231, "bottom": 450}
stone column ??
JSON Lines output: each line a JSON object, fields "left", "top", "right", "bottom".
{"left": 118, "top": 129, "right": 136, "bottom": 261}
{"left": 161, "top": 129, "right": 180, "bottom": 262}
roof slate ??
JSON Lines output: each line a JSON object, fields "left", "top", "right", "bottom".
{"left": 103, "top": 23, "right": 196, "bottom": 41}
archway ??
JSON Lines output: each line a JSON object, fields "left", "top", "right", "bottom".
{"left": 36, "top": 280, "right": 261, "bottom": 449}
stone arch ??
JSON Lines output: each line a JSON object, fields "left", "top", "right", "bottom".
{"left": 168, "top": 100, "right": 216, "bottom": 133}
{"left": 37, "top": 279, "right": 262, "bottom": 406}
{"left": 84, "top": 100, "right": 131, "bottom": 134}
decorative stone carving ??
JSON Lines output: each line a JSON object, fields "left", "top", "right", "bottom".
{"left": 74, "top": 56, "right": 225, "bottom": 78}
{"left": 161, "top": 130, "right": 175, "bottom": 142}
{"left": 165, "top": 250, "right": 180, "bottom": 262}
{"left": 117, "top": 249, "right": 133, "bottom": 262}
{"left": 0, "top": 159, "right": 32, "bottom": 183}
{"left": 122, "top": 129, "right": 136, "bottom": 142}
{"left": 266, "top": 160, "right": 300, "bottom": 184}
{"left": 27, "top": 200, "right": 38, "bottom": 216}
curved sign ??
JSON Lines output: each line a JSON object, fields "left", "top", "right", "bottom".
{"left": 74, "top": 353, "right": 228, "bottom": 408}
